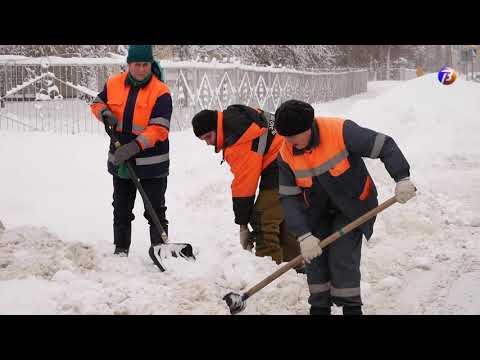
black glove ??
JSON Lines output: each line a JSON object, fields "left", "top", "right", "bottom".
{"left": 100, "top": 109, "right": 117, "bottom": 127}
{"left": 113, "top": 141, "right": 141, "bottom": 166}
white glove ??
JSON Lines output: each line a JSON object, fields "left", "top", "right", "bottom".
{"left": 239, "top": 226, "right": 253, "bottom": 250}
{"left": 395, "top": 177, "right": 416, "bottom": 204}
{"left": 298, "top": 233, "right": 323, "bottom": 263}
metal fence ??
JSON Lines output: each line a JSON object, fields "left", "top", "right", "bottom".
{"left": 0, "top": 57, "right": 368, "bottom": 134}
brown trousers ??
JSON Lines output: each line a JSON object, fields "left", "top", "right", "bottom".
{"left": 250, "top": 189, "right": 300, "bottom": 264}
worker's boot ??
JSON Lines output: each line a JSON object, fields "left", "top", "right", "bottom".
{"left": 343, "top": 306, "right": 363, "bottom": 315}
{"left": 113, "top": 225, "right": 131, "bottom": 257}
{"left": 310, "top": 306, "right": 332, "bottom": 315}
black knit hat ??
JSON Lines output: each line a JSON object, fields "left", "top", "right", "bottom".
{"left": 127, "top": 45, "right": 154, "bottom": 63}
{"left": 274, "top": 100, "right": 314, "bottom": 136}
{"left": 192, "top": 110, "right": 218, "bottom": 137}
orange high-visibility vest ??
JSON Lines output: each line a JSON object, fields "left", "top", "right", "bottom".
{"left": 91, "top": 72, "right": 170, "bottom": 148}
{"left": 280, "top": 117, "right": 373, "bottom": 201}
{"left": 216, "top": 110, "right": 283, "bottom": 198}
{"left": 280, "top": 117, "right": 350, "bottom": 188}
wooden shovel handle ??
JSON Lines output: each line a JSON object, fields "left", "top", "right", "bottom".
{"left": 244, "top": 196, "right": 398, "bottom": 298}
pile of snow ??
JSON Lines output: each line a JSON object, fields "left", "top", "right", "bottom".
{"left": 0, "top": 74, "right": 479, "bottom": 314}
{"left": 316, "top": 74, "right": 480, "bottom": 157}
{"left": 0, "top": 226, "right": 98, "bottom": 282}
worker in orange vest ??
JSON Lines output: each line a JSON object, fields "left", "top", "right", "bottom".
{"left": 192, "top": 105, "right": 302, "bottom": 269}
{"left": 90, "top": 45, "right": 172, "bottom": 269}
{"left": 274, "top": 100, "right": 416, "bottom": 315}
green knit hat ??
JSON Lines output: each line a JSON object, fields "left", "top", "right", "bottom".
{"left": 127, "top": 45, "right": 154, "bottom": 63}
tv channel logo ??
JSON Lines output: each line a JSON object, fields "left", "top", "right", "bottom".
{"left": 437, "top": 66, "right": 457, "bottom": 85}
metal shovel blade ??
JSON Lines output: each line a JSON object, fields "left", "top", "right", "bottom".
{"left": 223, "top": 292, "right": 248, "bottom": 315}
{"left": 149, "top": 243, "right": 196, "bottom": 272}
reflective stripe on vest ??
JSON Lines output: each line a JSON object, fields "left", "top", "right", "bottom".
{"left": 309, "top": 282, "right": 331, "bottom": 294}
{"left": 108, "top": 152, "right": 169, "bottom": 166}
{"left": 133, "top": 123, "right": 146, "bottom": 133}
{"left": 293, "top": 149, "right": 349, "bottom": 178}
{"left": 370, "top": 133, "right": 386, "bottom": 158}
{"left": 279, "top": 185, "right": 302, "bottom": 196}
{"left": 135, "top": 153, "right": 169, "bottom": 165}
{"left": 330, "top": 286, "right": 361, "bottom": 298}
{"left": 279, "top": 117, "right": 350, "bottom": 189}
{"left": 136, "top": 134, "right": 150, "bottom": 149}
{"left": 256, "top": 131, "right": 269, "bottom": 155}
{"left": 149, "top": 116, "right": 170, "bottom": 129}
{"left": 114, "top": 120, "right": 145, "bottom": 133}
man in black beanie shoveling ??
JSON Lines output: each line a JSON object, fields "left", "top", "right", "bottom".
{"left": 274, "top": 99, "right": 416, "bottom": 315}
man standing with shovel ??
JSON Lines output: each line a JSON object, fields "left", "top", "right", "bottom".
{"left": 90, "top": 45, "right": 194, "bottom": 270}
{"left": 273, "top": 100, "right": 416, "bottom": 315}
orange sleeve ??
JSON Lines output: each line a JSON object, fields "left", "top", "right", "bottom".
{"left": 136, "top": 126, "right": 169, "bottom": 150}
{"left": 90, "top": 83, "right": 109, "bottom": 122}
{"left": 225, "top": 143, "right": 263, "bottom": 198}
{"left": 90, "top": 102, "right": 107, "bottom": 122}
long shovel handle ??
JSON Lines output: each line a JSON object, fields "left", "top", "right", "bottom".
{"left": 103, "top": 120, "right": 169, "bottom": 244}
{"left": 243, "top": 196, "right": 398, "bottom": 299}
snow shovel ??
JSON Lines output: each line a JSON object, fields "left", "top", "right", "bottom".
{"left": 103, "top": 120, "right": 196, "bottom": 271}
{"left": 223, "top": 196, "right": 398, "bottom": 314}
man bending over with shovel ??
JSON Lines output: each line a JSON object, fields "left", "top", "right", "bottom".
{"left": 274, "top": 100, "right": 416, "bottom": 315}
{"left": 192, "top": 105, "right": 303, "bottom": 270}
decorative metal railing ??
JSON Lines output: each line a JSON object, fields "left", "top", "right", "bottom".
{"left": 0, "top": 57, "right": 368, "bottom": 134}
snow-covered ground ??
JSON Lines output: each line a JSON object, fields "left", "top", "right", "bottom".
{"left": 1, "top": 74, "right": 479, "bottom": 314}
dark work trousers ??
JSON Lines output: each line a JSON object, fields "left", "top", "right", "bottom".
{"left": 112, "top": 175, "right": 168, "bottom": 249}
{"left": 305, "top": 210, "right": 363, "bottom": 309}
